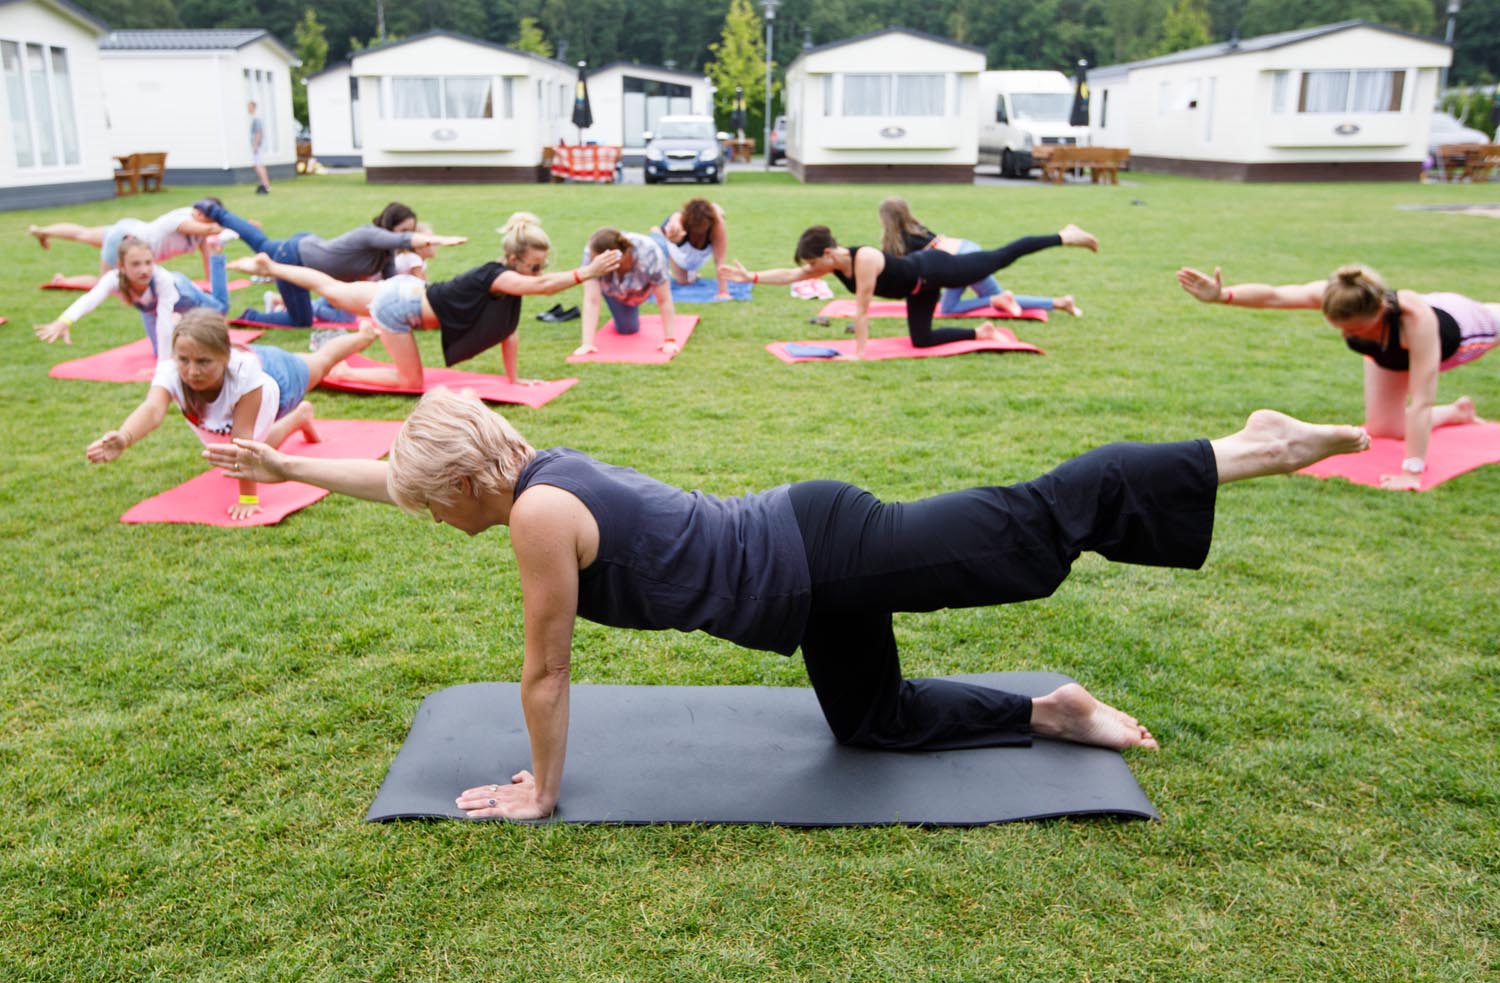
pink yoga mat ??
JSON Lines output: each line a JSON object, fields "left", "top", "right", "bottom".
{"left": 49, "top": 329, "right": 264, "bottom": 383}
{"left": 121, "top": 419, "right": 404, "bottom": 527}
{"left": 43, "top": 275, "right": 251, "bottom": 292}
{"left": 565, "top": 314, "right": 699, "bottom": 364}
{"left": 1298, "top": 422, "right": 1500, "bottom": 491}
{"left": 317, "top": 355, "right": 577, "bottom": 408}
{"left": 767, "top": 327, "right": 1044, "bottom": 363}
{"left": 816, "top": 299, "right": 1047, "bottom": 321}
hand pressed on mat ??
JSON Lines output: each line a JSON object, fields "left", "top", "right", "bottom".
{"left": 456, "top": 771, "right": 551, "bottom": 820}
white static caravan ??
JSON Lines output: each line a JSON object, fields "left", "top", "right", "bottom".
{"left": 99, "top": 29, "right": 299, "bottom": 186}
{"left": 1089, "top": 20, "right": 1451, "bottom": 181}
{"left": 782, "top": 28, "right": 984, "bottom": 183}
{"left": 0, "top": 0, "right": 111, "bottom": 210}
{"left": 582, "top": 62, "right": 712, "bottom": 156}
{"left": 350, "top": 31, "right": 575, "bottom": 184}
{"left": 305, "top": 61, "right": 361, "bottom": 166}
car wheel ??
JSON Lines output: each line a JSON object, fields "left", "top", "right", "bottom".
{"left": 644, "top": 173, "right": 659, "bottom": 185}
{"left": 1000, "top": 149, "right": 1015, "bottom": 178}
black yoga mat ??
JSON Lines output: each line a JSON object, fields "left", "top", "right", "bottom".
{"left": 365, "top": 672, "right": 1159, "bottom": 826}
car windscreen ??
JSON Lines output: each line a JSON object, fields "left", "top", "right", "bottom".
{"left": 1010, "top": 93, "right": 1073, "bottom": 122}
{"left": 656, "top": 121, "right": 715, "bottom": 140}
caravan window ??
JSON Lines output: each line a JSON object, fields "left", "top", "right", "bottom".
{"left": 841, "top": 73, "right": 946, "bottom": 116}
{"left": 3, "top": 39, "right": 82, "bottom": 169}
{"left": 1298, "top": 70, "right": 1405, "bottom": 113}
{"left": 391, "top": 77, "right": 494, "bottom": 119}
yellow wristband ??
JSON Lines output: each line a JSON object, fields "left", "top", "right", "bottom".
{"left": 238, "top": 494, "right": 259, "bottom": 506}
{"left": 59, "top": 316, "right": 74, "bottom": 327}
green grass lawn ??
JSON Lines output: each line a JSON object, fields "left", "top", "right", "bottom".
{"left": 2, "top": 171, "right": 1497, "bottom": 981}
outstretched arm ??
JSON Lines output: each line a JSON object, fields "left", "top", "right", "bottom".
{"left": 202, "top": 438, "right": 395, "bottom": 503}
{"left": 1177, "top": 267, "right": 1325, "bottom": 310}
{"left": 455, "top": 485, "right": 585, "bottom": 820}
{"left": 718, "top": 259, "right": 820, "bottom": 286}
{"left": 491, "top": 249, "right": 621, "bottom": 297}
{"left": 87, "top": 386, "right": 172, "bottom": 463}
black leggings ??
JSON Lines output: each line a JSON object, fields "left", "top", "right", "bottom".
{"left": 787, "top": 439, "right": 1218, "bottom": 750}
{"left": 902, "top": 235, "right": 1063, "bottom": 347}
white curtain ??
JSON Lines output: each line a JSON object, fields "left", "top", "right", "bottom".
{"left": 1269, "top": 71, "right": 1289, "bottom": 114}
{"left": 843, "top": 74, "right": 889, "bottom": 116}
{"left": 1300, "top": 70, "right": 1349, "bottom": 113}
{"left": 50, "top": 46, "right": 78, "bottom": 165}
{"left": 1351, "top": 70, "right": 1399, "bottom": 112}
{"left": 895, "top": 74, "right": 944, "bottom": 116}
{"left": 444, "top": 77, "right": 492, "bottom": 118}
{"left": 393, "top": 78, "right": 442, "bottom": 119}
{"left": 3, "top": 42, "right": 32, "bottom": 167}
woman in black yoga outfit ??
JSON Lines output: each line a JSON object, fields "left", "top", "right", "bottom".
{"left": 720, "top": 224, "right": 1099, "bottom": 358}
{"left": 206, "top": 389, "right": 1369, "bottom": 820}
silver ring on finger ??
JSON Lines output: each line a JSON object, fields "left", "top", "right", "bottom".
{"left": 488, "top": 798, "right": 497, "bottom": 806}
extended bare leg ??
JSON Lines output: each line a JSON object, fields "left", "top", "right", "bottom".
{"left": 228, "top": 253, "right": 381, "bottom": 315}
{"left": 30, "top": 222, "right": 107, "bottom": 250}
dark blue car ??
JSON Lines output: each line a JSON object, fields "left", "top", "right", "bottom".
{"left": 644, "top": 116, "right": 726, "bottom": 184}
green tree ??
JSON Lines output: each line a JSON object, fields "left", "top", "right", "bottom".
{"left": 706, "top": 0, "right": 776, "bottom": 148}
{"left": 511, "top": 16, "right": 553, "bottom": 57}
{"left": 292, "top": 9, "right": 329, "bottom": 126}
{"left": 1153, "top": 0, "right": 1212, "bottom": 55}
{"left": 1240, "top": 0, "right": 1431, "bottom": 37}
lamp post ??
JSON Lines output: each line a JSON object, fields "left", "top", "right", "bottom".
{"left": 762, "top": 0, "right": 777, "bottom": 170}
{"left": 1440, "top": 0, "right": 1461, "bottom": 93}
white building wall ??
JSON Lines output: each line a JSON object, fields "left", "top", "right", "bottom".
{"left": 1092, "top": 26, "right": 1448, "bottom": 166}
{"left": 786, "top": 33, "right": 983, "bottom": 167}
{"left": 0, "top": 1, "right": 112, "bottom": 200}
{"left": 585, "top": 65, "right": 711, "bottom": 150}
{"left": 100, "top": 38, "right": 296, "bottom": 174}
{"left": 352, "top": 36, "right": 572, "bottom": 169}
{"left": 307, "top": 63, "right": 359, "bottom": 161}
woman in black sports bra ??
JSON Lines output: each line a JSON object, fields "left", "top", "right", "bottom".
{"left": 1177, "top": 262, "right": 1498, "bottom": 490}
{"left": 721, "top": 224, "right": 1099, "bottom": 357}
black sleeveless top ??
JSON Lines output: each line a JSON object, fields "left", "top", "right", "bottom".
{"left": 831, "top": 246, "right": 923, "bottom": 298}
{"left": 425, "top": 261, "right": 522, "bottom": 366}
{"left": 1343, "top": 290, "right": 1462, "bottom": 371}
{"left": 512, "top": 448, "right": 812, "bottom": 655}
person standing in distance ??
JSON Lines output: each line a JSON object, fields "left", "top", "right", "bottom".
{"left": 249, "top": 101, "right": 270, "bottom": 195}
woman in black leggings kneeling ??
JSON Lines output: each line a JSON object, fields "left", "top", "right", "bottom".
{"left": 721, "top": 223, "right": 1098, "bottom": 357}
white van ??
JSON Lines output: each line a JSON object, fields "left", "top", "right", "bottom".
{"left": 977, "top": 70, "right": 1090, "bottom": 177}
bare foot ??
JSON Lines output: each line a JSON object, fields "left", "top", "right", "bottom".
{"left": 30, "top": 225, "right": 50, "bottom": 250}
{"left": 301, "top": 417, "right": 322, "bottom": 443}
{"left": 975, "top": 321, "right": 1006, "bottom": 341}
{"left": 1211, "top": 409, "right": 1370, "bottom": 483}
{"left": 991, "top": 290, "right": 1022, "bottom": 316}
{"left": 228, "top": 253, "right": 273, "bottom": 277}
{"left": 1452, "top": 395, "right": 1483, "bottom": 425}
{"left": 1054, "top": 295, "right": 1083, "bottom": 317}
{"left": 50, "top": 272, "right": 66, "bottom": 284}
{"left": 1031, "top": 683, "right": 1158, "bottom": 750}
{"left": 1059, "top": 224, "right": 1099, "bottom": 252}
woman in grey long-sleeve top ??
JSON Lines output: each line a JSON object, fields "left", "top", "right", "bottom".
{"left": 194, "top": 200, "right": 466, "bottom": 327}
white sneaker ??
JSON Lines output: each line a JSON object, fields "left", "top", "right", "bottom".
{"left": 212, "top": 229, "right": 240, "bottom": 247}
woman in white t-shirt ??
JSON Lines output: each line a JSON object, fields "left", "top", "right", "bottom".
{"left": 85, "top": 309, "right": 375, "bottom": 521}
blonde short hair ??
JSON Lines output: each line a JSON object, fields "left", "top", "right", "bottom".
{"left": 387, "top": 387, "right": 536, "bottom": 513}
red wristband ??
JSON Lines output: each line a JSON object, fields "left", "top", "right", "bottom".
{"left": 752, "top": 272, "right": 759, "bottom": 284}
{"left": 573, "top": 269, "right": 582, "bottom": 285}
{"left": 1223, "top": 289, "right": 1234, "bottom": 305}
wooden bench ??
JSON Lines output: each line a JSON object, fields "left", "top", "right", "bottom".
{"left": 115, "top": 152, "right": 167, "bottom": 195}
{"left": 1435, "top": 143, "right": 1495, "bottom": 182}
{"left": 1040, "top": 145, "right": 1129, "bottom": 185}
